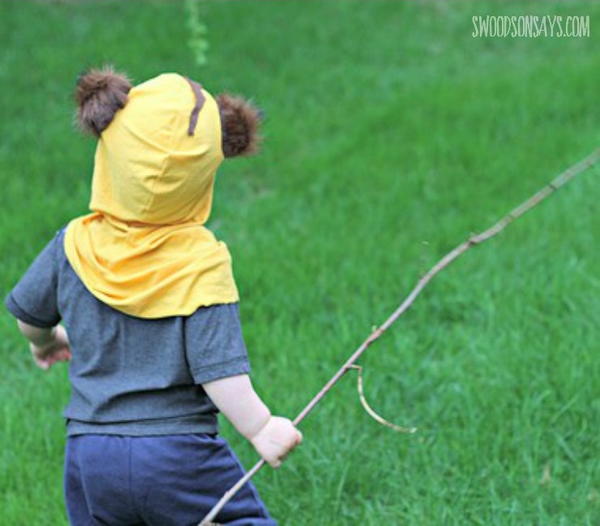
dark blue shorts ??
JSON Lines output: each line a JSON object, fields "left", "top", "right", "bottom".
{"left": 64, "top": 434, "right": 276, "bottom": 526}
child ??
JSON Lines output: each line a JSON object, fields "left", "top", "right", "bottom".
{"left": 5, "top": 67, "right": 302, "bottom": 525}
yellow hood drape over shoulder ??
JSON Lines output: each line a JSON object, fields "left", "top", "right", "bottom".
{"left": 64, "top": 73, "right": 238, "bottom": 318}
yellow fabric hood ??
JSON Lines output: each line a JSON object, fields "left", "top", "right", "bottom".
{"left": 64, "top": 73, "right": 239, "bottom": 318}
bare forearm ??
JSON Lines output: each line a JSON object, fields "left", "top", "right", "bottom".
{"left": 16, "top": 320, "right": 70, "bottom": 370}
{"left": 202, "top": 374, "right": 271, "bottom": 440}
{"left": 17, "top": 320, "right": 55, "bottom": 347}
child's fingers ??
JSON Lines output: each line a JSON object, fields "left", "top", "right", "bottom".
{"left": 33, "top": 357, "right": 50, "bottom": 370}
{"left": 285, "top": 430, "right": 302, "bottom": 449}
{"left": 269, "top": 434, "right": 302, "bottom": 468}
{"left": 33, "top": 349, "right": 71, "bottom": 370}
{"left": 56, "top": 349, "right": 72, "bottom": 361}
{"left": 48, "top": 351, "right": 71, "bottom": 365}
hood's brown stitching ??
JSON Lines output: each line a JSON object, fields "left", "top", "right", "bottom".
{"left": 185, "top": 78, "right": 205, "bottom": 136}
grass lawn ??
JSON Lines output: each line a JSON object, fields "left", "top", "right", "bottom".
{"left": 1, "top": 1, "right": 599, "bottom": 524}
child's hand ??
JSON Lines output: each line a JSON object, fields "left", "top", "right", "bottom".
{"left": 30, "top": 325, "right": 72, "bottom": 370}
{"left": 202, "top": 374, "right": 303, "bottom": 467}
{"left": 249, "top": 416, "right": 303, "bottom": 468}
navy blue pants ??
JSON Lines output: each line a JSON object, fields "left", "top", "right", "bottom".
{"left": 64, "top": 434, "right": 276, "bottom": 526}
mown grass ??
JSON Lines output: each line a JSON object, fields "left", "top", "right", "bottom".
{"left": 1, "top": 1, "right": 599, "bottom": 524}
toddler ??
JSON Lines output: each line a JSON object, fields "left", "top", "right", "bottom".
{"left": 5, "top": 67, "right": 302, "bottom": 526}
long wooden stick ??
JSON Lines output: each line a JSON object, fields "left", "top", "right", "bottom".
{"left": 199, "top": 148, "right": 600, "bottom": 526}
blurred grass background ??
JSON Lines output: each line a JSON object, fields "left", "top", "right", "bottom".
{"left": 1, "top": 0, "right": 599, "bottom": 524}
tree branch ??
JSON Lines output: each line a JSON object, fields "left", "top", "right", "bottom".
{"left": 199, "top": 148, "right": 600, "bottom": 526}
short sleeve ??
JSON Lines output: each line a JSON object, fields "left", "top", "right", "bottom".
{"left": 185, "top": 302, "right": 251, "bottom": 384}
{"left": 4, "top": 231, "right": 62, "bottom": 328}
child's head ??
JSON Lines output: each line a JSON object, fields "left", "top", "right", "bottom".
{"left": 72, "top": 66, "right": 262, "bottom": 226}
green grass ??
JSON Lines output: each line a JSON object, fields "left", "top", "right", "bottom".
{"left": 1, "top": 1, "right": 599, "bottom": 524}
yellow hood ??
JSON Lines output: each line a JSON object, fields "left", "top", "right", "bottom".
{"left": 64, "top": 73, "right": 239, "bottom": 318}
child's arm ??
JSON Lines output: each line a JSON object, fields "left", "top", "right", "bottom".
{"left": 203, "top": 374, "right": 302, "bottom": 468}
{"left": 16, "top": 321, "right": 71, "bottom": 370}
{"left": 6, "top": 231, "right": 66, "bottom": 370}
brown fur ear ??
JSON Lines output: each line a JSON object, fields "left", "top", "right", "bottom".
{"left": 75, "top": 66, "right": 132, "bottom": 137}
{"left": 216, "top": 93, "right": 262, "bottom": 158}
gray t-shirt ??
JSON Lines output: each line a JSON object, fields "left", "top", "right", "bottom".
{"left": 5, "top": 229, "right": 250, "bottom": 436}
